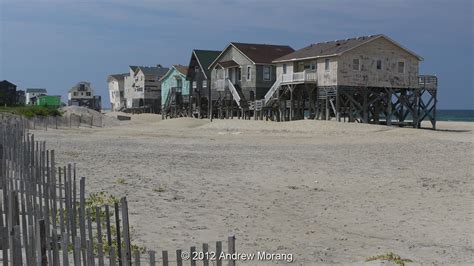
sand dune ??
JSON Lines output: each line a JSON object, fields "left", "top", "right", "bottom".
{"left": 33, "top": 115, "right": 473, "bottom": 264}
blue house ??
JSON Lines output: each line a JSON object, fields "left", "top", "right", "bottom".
{"left": 160, "top": 65, "right": 190, "bottom": 117}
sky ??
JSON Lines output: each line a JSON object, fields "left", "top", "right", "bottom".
{"left": 0, "top": 0, "right": 473, "bottom": 109}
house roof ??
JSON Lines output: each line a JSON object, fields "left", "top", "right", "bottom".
{"left": 209, "top": 42, "right": 294, "bottom": 69}
{"left": 273, "top": 34, "right": 423, "bottom": 63}
{"left": 173, "top": 65, "right": 188, "bottom": 76}
{"left": 137, "top": 66, "right": 170, "bottom": 78}
{"left": 0, "top": 80, "right": 16, "bottom": 87}
{"left": 26, "top": 88, "right": 47, "bottom": 93}
{"left": 191, "top": 50, "right": 221, "bottom": 79}
{"left": 159, "top": 65, "right": 188, "bottom": 81}
{"left": 217, "top": 60, "right": 239, "bottom": 68}
{"left": 108, "top": 73, "right": 128, "bottom": 82}
{"left": 129, "top": 66, "right": 139, "bottom": 72}
{"left": 231, "top": 42, "right": 295, "bottom": 64}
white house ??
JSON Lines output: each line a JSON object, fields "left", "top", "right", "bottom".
{"left": 25, "top": 88, "right": 47, "bottom": 105}
{"left": 107, "top": 73, "right": 127, "bottom": 111}
{"left": 68, "top": 81, "right": 101, "bottom": 111}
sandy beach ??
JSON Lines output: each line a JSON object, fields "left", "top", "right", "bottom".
{"left": 32, "top": 114, "right": 473, "bottom": 264}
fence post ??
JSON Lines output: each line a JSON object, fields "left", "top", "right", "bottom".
{"left": 121, "top": 197, "right": 132, "bottom": 266}
{"left": 176, "top": 249, "right": 182, "bottom": 266}
{"left": 227, "top": 236, "right": 235, "bottom": 266}
{"left": 216, "top": 241, "right": 222, "bottom": 266}
{"left": 190, "top": 246, "right": 196, "bottom": 266}
{"left": 114, "top": 202, "right": 122, "bottom": 266}
{"left": 36, "top": 219, "right": 48, "bottom": 266}
{"left": 202, "top": 243, "right": 209, "bottom": 266}
{"left": 161, "top": 250, "right": 168, "bottom": 266}
{"left": 148, "top": 250, "right": 155, "bottom": 266}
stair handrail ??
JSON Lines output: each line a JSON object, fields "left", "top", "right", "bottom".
{"left": 227, "top": 79, "right": 242, "bottom": 108}
{"left": 164, "top": 87, "right": 175, "bottom": 111}
{"left": 264, "top": 76, "right": 282, "bottom": 105}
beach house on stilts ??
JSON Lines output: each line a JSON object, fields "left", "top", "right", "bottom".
{"left": 160, "top": 65, "right": 190, "bottom": 118}
{"left": 208, "top": 43, "right": 294, "bottom": 119}
{"left": 266, "top": 34, "right": 437, "bottom": 128}
{"left": 186, "top": 49, "right": 221, "bottom": 118}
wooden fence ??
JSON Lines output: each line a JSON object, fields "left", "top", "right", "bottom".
{"left": 0, "top": 113, "right": 104, "bottom": 131}
{"left": 0, "top": 116, "right": 237, "bottom": 265}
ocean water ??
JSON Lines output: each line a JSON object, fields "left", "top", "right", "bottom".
{"left": 437, "top": 110, "right": 474, "bottom": 122}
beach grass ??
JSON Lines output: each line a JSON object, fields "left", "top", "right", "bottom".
{"left": 0, "top": 105, "right": 62, "bottom": 118}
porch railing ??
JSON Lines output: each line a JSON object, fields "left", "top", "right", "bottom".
{"left": 418, "top": 75, "right": 437, "bottom": 89}
{"left": 281, "top": 70, "right": 317, "bottom": 83}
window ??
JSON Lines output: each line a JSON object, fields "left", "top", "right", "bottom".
{"left": 310, "top": 61, "right": 317, "bottom": 70}
{"left": 203, "top": 80, "right": 207, "bottom": 88}
{"left": 282, "top": 64, "right": 287, "bottom": 74}
{"left": 73, "top": 92, "right": 78, "bottom": 96}
{"left": 177, "top": 79, "right": 182, "bottom": 88}
{"left": 325, "top": 59, "right": 330, "bottom": 70}
{"left": 376, "top": 59, "right": 382, "bottom": 70}
{"left": 237, "top": 67, "right": 241, "bottom": 81}
{"left": 353, "top": 59, "right": 360, "bottom": 71}
{"left": 263, "top": 66, "right": 271, "bottom": 81}
{"left": 246, "top": 66, "right": 251, "bottom": 81}
{"left": 86, "top": 92, "right": 91, "bottom": 96}
{"left": 195, "top": 66, "right": 199, "bottom": 73}
{"left": 192, "top": 81, "right": 197, "bottom": 89}
{"left": 398, "top": 61, "right": 405, "bottom": 73}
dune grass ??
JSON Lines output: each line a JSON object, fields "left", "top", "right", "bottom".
{"left": 0, "top": 106, "right": 62, "bottom": 118}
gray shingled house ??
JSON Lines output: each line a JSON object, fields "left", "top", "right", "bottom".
{"left": 124, "top": 65, "right": 169, "bottom": 113}
{"left": 208, "top": 43, "right": 294, "bottom": 118}
{"left": 264, "top": 34, "right": 437, "bottom": 128}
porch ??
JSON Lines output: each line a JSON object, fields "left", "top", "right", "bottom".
{"left": 281, "top": 70, "right": 318, "bottom": 85}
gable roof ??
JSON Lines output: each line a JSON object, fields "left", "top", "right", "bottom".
{"left": 217, "top": 60, "right": 239, "bottom": 68}
{"left": 190, "top": 50, "right": 221, "bottom": 79}
{"left": 129, "top": 65, "right": 139, "bottom": 72}
{"left": 137, "top": 66, "right": 170, "bottom": 78}
{"left": 274, "top": 34, "right": 423, "bottom": 63}
{"left": 107, "top": 73, "right": 128, "bottom": 82}
{"left": 26, "top": 88, "right": 47, "bottom": 93}
{"left": 173, "top": 65, "right": 188, "bottom": 76}
{"left": 209, "top": 42, "right": 294, "bottom": 69}
{"left": 0, "top": 80, "right": 16, "bottom": 87}
{"left": 159, "top": 65, "right": 188, "bottom": 82}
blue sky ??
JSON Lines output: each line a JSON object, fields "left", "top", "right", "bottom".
{"left": 0, "top": 0, "right": 472, "bottom": 109}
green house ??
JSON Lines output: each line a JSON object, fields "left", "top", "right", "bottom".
{"left": 160, "top": 65, "right": 190, "bottom": 112}
{"left": 37, "top": 95, "right": 61, "bottom": 107}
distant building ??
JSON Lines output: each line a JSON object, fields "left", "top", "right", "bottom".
{"left": 25, "top": 88, "right": 47, "bottom": 105}
{"left": 16, "top": 90, "right": 26, "bottom": 105}
{"left": 37, "top": 95, "right": 61, "bottom": 108}
{"left": 107, "top": 73, "right": 127, "bottom": 111}
{"left": 124, "top": 65, "right": 169, "bottom": 113}
{"left": 68, "top": 81, "right": 101, "bottom": 111}
{"left": 0, "top": 80, "right": 18, "bottom": 106}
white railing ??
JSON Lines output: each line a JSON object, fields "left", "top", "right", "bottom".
{"left": 418, "top": 75, "right": 437, "bottom": 88}
{"left": 264, "top": 77, "right": 282, "bottom": 105}
{"left": 227, "top": 79, "right": 242, "bottom": 107}
{"left": 282, "top": 70, "right": 317, "bottom": 83}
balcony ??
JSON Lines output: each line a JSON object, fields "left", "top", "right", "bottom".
{"left": 418, "top": 75, "right": 437, "bottom": 89}
{"left": 281, "top": 70, "right": 317, "bottom": 84}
